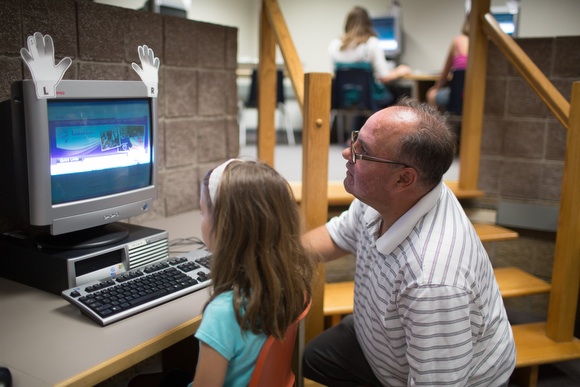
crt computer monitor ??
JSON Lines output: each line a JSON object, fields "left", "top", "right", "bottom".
{"left": 492, "top": 12, "right": 518, "bottom": 36}
{"left": 371, "top": 16, "right": 402, "bottom": 59}
{"left": 0, "top": 80, "right": 158, "bottom": 249}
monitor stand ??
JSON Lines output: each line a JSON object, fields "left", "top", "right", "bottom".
{"left": 34, "top": 223, "right": 130, "bottom": 250}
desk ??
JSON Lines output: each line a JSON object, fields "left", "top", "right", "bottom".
{"left": 0, "top": 211, "right": 208, "bottom": 387}
{"left": 399, "top": 73, "right": 439, "bottom": 102}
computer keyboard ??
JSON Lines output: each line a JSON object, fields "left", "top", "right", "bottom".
{"left": 62, "top": 249, "right": 212, "bottom": 326}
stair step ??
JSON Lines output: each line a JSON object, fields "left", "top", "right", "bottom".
{"left": 289, "top": 181, "right": 353, "bottom": 206}
{"left": 444, "top": 180, "right": 485, "bottom": 199}
{"left": 473, "top": 223, "right": 519, "bottom": 242}
{"left": 324, "top": 281, "right": 356, "bottom": 317}
{"left": 494, "top": 267, "right": 551, "bottom": 298}
{"left": 289, "top": 179, "right": 484, "bottom": 207}
{"left": 323, "top": 267, "right": 550, "bottom": 319}
{"left": 512, "top": 322, "right": 580, "bottom": 368}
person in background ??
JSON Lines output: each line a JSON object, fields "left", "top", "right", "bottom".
{"left": 302, "top": 98, "right": 516, "bottom": 386}
{"left": 426, "top": 16, "right": 470, "bottom": 111}
{"left": 329, "top": 6, "right": 411, "bottom": 108}
{"left": 191, "top": 159, "right": 315, "bottom": 387}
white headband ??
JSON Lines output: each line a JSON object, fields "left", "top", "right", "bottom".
{"left": 208, "top": 159, "right": 241, "bottom": 204}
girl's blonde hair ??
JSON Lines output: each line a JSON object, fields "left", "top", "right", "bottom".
{"left": 202, "top": 160, "right": 315, "bottom": 340}
{"left": 341, "top": 6, "right": 377, "bottom": 50}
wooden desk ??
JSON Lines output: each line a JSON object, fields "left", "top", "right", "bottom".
{"left": 0, "top": 211, "right": 208, "bottom": 387}
{"left": 400, "top": 73, "right": 439, "bottom": 102}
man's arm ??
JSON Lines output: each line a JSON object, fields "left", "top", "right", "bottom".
{"left": 302, "top": 224, "right": 350, "bottom": 263}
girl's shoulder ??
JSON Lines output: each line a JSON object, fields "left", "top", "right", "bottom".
{"left": 213, "top": 290, "right": 234, "bottom": 301}
{"left": 207, "top": 291, "right": 234, "bottom": 311}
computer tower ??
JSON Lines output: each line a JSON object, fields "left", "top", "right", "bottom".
{"left": 0, "top": 223, "right": 169, "bottom": 294}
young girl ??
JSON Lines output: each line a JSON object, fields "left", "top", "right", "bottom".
{"left": 192, "top": 159, "right": 315, "bottom": 387}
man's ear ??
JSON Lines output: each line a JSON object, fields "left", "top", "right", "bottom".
{"left": 395, "top": 167, "right": 417, "bottom": 190}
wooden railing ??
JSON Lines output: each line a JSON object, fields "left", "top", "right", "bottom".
{"left": 256, "top": 0, "right": 580, "bottom": 382}
{"left": 259, "top": 0, "right": 332, "bottom": 341}
{"left": 257, "top": 0, "right": 305, "bottom": 166}
{"left": 482, "top": 13, "right": 569, "bottom": 129}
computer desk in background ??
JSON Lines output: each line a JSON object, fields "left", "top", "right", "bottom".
{"left": 399, "top": 73, "right": 439, "bottom": 102}
{"left": 0, "top": 210, "right": 208, "bottom": 387}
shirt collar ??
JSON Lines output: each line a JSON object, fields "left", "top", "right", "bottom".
{"left": 363, "top": 182, "right": 443, "bottom": 255}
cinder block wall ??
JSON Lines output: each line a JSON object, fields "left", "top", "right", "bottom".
{"left": 474, "top": 36, "right": 580, "bottom": 319}
{"left": 0, "top": 0, "right": 238, "bottom": 232}
{"left": 479, "top": 36, "right": 580, "bottom": 203}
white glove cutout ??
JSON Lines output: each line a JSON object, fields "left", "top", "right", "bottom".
{"left": 20, "top": 32, "right": 72, "bottom": 99}
{"left": 132, "top": 45, "right": 160, "bottom": 97}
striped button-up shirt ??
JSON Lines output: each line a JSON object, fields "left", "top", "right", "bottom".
{"left": 327, "top": 182, "right": 516, "bottom": 386}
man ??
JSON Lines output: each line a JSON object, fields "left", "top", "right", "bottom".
{"left": 302, "top": 98, "right": 515, "bottom": 386}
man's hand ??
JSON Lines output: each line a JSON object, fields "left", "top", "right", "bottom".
{"left": 20, "top": 32, "right": 72, "bottom": 99}
{"left": 131, "top": 45, "right": 160, "bottom": 97}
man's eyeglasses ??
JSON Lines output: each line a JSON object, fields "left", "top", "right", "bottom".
{"left": 350, "top": 131, "right": 412, "bottom": 168}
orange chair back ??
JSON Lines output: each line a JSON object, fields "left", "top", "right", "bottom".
{"left": 248, "top": 300, "right": 312, "bottom": 387}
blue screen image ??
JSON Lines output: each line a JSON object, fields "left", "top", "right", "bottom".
{"left": 47, "top": 99, "right": 153, "bottom": 205}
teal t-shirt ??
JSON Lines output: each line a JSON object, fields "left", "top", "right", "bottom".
{"left": 193, "top": 291, "right": 267, "bottom": 386}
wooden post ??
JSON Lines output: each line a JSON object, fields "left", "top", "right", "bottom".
{"left": 458, "top": 0, "right": 490, "bottom": 191}
{"left": 546, "top": 82, "right": 580, "bottom": 341}
{"left": 300, "top": 72, "right": 332, "bottom": 343}
{"left": 257, "top": 0, "right": 278, "bottom": 167}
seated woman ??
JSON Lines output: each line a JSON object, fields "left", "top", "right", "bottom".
{"left": 328, "top": 6, "right": 411, "bottom": 109}
{"left": 426, "top": 16, "right": 469, "bottom": 113}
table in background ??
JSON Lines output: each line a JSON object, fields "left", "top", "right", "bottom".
{"left": 399, "top": 73, "right": 440, "bottom": 102}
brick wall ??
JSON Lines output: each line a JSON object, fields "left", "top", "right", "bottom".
{"left": 479, "top": 36, "right": 580, "bottom": 203}
{"left": 0, "top": 0, "right": 238, "bottom": 231}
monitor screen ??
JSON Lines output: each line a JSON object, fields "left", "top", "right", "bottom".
{"left": 371, "top": 17, "right": 402, "bottom": 58}
{"left": 493, "top": 12, "right": 517, "bottom": 36}
{"left": 48, "top": 99, "right": 152, "bottom": 204}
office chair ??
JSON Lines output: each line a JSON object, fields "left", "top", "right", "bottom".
{"left": 447, "top": 69, "right": 466, "bottom": 115}
{"left": 239, "top": 68, "right": 295, "bottom": 146}
{"left": 446, "top": 69, "right": 466, "bottom": 148}
{"left": 330, "top": 64, "right": 385, "bottom": 144}
{"left": 0, "top": 367, "right": 11, "bottom": 387}
{"left": 248, "top": 300, "right": 312, "bottom": 387}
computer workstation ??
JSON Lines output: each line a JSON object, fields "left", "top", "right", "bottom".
{"left": 370, "top": 15, "right": 439, "bottom": 102}
{"left": 0, "top": 79, "right": 211, "bottom": 385}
